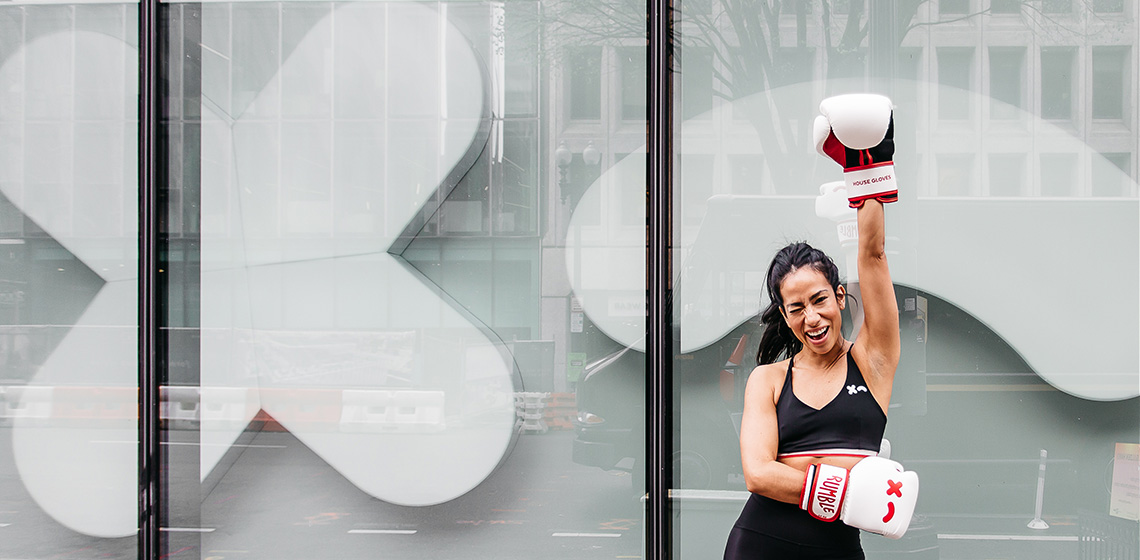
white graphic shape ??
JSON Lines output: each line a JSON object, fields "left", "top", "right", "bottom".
{"left": 245, "top": 256, "right": 513, "bottom": 505}
{"left": 200, "top": 1, "right": 514, "bottom": 507}
{"left": 1, "top": 29, "right": 139, "bottom": 538}
{"left": 2, "top": 1, "right": 513, "bottom": 538}
{"left": 0, "top": 31, "right": 138, "bottom": 283}
{"left": 10, "top": 281, "right": 139, "bottom": 538}
{"left": 566, "top": 82, "right": 1138, "bottom": 401}
{"left": 200, "top": 94, "right": 263, "bottom": 473}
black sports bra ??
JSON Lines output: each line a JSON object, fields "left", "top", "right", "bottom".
{"left": 776, "top": 351, "right": 887, "bottom": 459}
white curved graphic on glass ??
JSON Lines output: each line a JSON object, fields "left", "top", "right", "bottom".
{"left": 199, "top": 1, "right": 515, "bottom": 507}
{"left": 567, "top": 81, "right": 1138, "bottom": 401}
{"left": 10, "top": 282, "right": 138, "bottom": 539}
{"left": 0, "top": 31, "right": 138, "bottom": 283}
{"left": 0, "top": 30, "right": 139, "bottom": 538}
{"left": 1, "top": 2, "right": 513, "bottom": 539}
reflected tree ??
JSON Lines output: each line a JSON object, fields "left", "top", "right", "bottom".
{"left": 520, "top": 0, "right": 931, "bottom": 187}
{"left": 517, "top": 0, "right": 1121, "bottom": 187}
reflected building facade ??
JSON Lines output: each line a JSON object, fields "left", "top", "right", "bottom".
{"left": 0, "top": 1, "right": 1137, "bottom": 560}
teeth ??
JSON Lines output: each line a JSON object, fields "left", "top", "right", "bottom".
{"left": 807, "top": 327, "right": 827, "bottom": 338}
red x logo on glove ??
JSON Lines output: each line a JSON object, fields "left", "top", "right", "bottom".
{"left": 887, "top": 479, "right": 904, "bottom": 498}
{"left": 882, "top": 480, "right": 904, "bottom": 523}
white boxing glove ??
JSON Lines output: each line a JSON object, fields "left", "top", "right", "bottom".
{"left": 813, "top": 94, "right": 898, "bottom": 208}
{"left": 815, "top": 181, "right": 858, "bottom": 246}
{"left": 800, "top": 456, "right": 919, "bottom": 539}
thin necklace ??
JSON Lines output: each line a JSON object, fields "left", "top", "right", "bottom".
{"left": 796, "top": 341, "right": 849, "bottom": 372}
{"left": 822, "top": 341, "right": 849, "bottom": 371}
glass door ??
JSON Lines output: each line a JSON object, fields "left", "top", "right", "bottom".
{"left": 157, "top": 1, "right": 649, "bottom": 558}
{"left": 0, "top": 3, "right": 140, "bottom": 558}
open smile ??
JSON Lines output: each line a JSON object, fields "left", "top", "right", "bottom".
{"left": 805, "top": 326, "right": 829, "bottom": 344}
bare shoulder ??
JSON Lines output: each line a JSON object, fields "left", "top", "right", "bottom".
{"left": 745, "top": 360, "right": 790, "bottom": 406}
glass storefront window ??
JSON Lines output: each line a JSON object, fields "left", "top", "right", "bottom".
{"left": 1041, "top": 47, "right": 1075, "bottom": 121}
{"left": 670, "top": 2, "right": 1138, "bottom": 560}
{"left": 2, "top": 1, "right": 1138, "bottom": 559}
{"left": 1092, "top": 47, "right": 1127, "bottom": 120}
{"left": 157, "top": 1, "right": 646, "bottom": 558}
{"left": 0, "top": 2, "right": 140, "bottom": 558}
{"left": 988, "top": 48, "right": 1024, "bottom": 120}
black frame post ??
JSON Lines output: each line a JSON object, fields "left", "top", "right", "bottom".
{"left": 138, "top": 0, "right": 161, "bottom": 556}
{"left": 646, "top": 0, "right": 674, "bottom": 558}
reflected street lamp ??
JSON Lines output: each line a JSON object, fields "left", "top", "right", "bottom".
{"left": 555, "top": 141, "right": 572, "bottom": 167}
{"left": 556, "top": 140, "right": 601, "bottom": 206}
{"left": 555, "top": 140, "right": 602, "bottom": 386}
{"left": 582, "top": 141, "right": 600, "bottom": 167}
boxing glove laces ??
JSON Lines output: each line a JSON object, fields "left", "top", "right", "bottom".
{"left": 813, "top": 94, "right": 898, "bottom": 208}
{"left": 800, "top": 456, "right": 919, "bottom": 539}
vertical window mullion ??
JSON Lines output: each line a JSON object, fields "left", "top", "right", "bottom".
{"left": 646, "top": 0, "right": 673, "bottom": 559}
{"left": 138, "top": 0, "right": 161, "bottom": 557}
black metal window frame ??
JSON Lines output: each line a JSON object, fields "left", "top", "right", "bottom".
{"left": 138, "top": 0, "right": 161, "bottom": 556}
{"left": 646, "top": 1, "right": 674, "bottom": 560}
{"left": 136, "top": 1, "right": 678, "bottom": 558}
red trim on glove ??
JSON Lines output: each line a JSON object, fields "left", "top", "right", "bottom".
{"left": 848, "top": 191, "right": 898, "bottom": 209}
{"left": 845, "top": 160, "right": 894, "bottom": 173}
{"left": 821, "top": 133, "right": 848, "bottom": 167}
{"left": 799, "top": 464, "right": 817, "bottom": 510}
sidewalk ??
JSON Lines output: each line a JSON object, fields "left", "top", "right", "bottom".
{"left": 897, "top": 514, "right": 1079, "bottom": 560}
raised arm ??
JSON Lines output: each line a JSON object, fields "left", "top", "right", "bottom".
{"left": 813, "top": 93, "right": 901, "bottom": 394}
{"left": 853, "top": 200, "right": 900, "bottom": 384}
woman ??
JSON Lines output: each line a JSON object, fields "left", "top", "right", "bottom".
{"left": 722, "top": 195, "right": 901, "bottom": 559}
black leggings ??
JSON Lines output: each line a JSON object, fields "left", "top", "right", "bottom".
{"left": 723, "top": 494, "right": 864, "bottom": 560}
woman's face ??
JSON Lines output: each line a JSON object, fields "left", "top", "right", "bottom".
{"left": 778, "top": 266, "right": 846, "bottom": 355}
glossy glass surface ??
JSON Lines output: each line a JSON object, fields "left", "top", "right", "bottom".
{"left": 667, "top": 2, "right": 1139, "bottom": 559}
{"left": 158, "top": 1, "right": 647, "bottom": 558}
{"left": 2, "top": 1, "right": 1137, "bottom": 559}
{"left": 0, "top": 3, "right": 139, "bottom": 558}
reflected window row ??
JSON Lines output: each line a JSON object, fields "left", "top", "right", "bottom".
{"left": 945, "top": 0, "right": 1127, "bottom": 14}
{"left": 940, "top": 46, "right": 1130, "bottom": 122}
{"left": 938, "top": 151, "right": 1135, "bottom": 197}
{"left": 574, "top": 45, "right": 1133, "bottom": 125}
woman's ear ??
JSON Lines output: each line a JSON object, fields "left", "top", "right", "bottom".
{"left": 836, "top": 285, "right": 847, "bottom": 310}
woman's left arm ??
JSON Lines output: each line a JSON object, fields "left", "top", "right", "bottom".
{"left": 853, "top": 199, "right": 900, "bottom": 397}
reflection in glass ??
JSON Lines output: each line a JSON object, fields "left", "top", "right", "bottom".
{"left": 728, "top": 155, "right": 764, "bottom": 195}
{"left": 0, "top": 3, "right": 139, "bottom": 558}
{"left": 991, "top": 0, "right": 1021, "bottom": 14}
{"left": 988, "top": 154, "right": 1025, "bottom": 197}
{"left": 938, "top": 48, "right": 972, "bottom": 120}
{"left": 680, "top": 48, "right": 713, "bottom": 120}
{"left": 1040, "top": 48, "right": 1074, "bottom": 120}
{"left": 1040, "top": 153, "right": 1077, "bottom": 197}
{"left": 503, "top": 3, "right": 539, "bottom": 119}
{"left": 938, "top": 154, "right": 975, "bottom": 196}
{"left": 1092, "top": 48, "right": 1126, "bottom": 120}
{"left": 1043, "top": 0, "right": 1072, "bottom": 13}
{"left": 160, "top": 1, "right": 647, "bottom": 558}
{"left": 940, "top": 0, "right": 969, "bottom": 15}
{"left": 620, "top": 48, "right": 647, "bottom": 121}
{"left": 569, "top": 47, "right": 602, "bottom": 121}
{"left": 1093, "top": 0, "right": 1125, "bottom": 12}
{"left": 496, "top": 121, "right": 540, "bottom": 235}
{"left": 988, "top": 48, "right": 1023, "bottom": 119}
{"left": 680, "top": 155, "right": 714, "bottom": 226}
{"left": 668, "top": 4, "right": 1137, "bottom": 558}
{"left": 1092, "top": 153, "right": 1133, "bottom": 197}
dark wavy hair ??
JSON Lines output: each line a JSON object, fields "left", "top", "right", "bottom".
{"left": 756, "top": 242, "right": 844, "bottom": 365}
